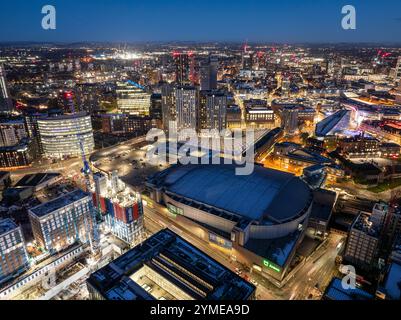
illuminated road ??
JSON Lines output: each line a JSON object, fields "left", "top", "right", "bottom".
{"left": 283, "top": 234, "right": 343, "bottom": 300}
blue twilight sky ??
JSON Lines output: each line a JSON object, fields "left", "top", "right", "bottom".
{"left": 0, "top": 0, "right": 400, "bottom": 43}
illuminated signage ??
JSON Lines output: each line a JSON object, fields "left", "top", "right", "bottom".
{"left": 263, "top": 259, "right": 281, "bottom": 273}
{"left": 167, "top": 203, "right": 183, "bottom": 216}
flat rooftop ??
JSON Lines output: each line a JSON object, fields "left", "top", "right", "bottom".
{"left": 324, "top": 278, "right": 373, "bottom": 300}
{"left": 382, "top": 262, "right": 401, "bottom": 300}
{"left": 15, "top": 173, "right": 61, "bottom": 188}
{"left": 352, "top": 213, "right": 380, "bottom": 238}
{"left": 148, "top": 164, "right": 312, "bottom": 224}
{"left": 30, "top": 189, "right": 89, "bottom": 218}
{"left": 87, "top": 229, "right": 255, "bottom": 300}
{"left": 0, "top": 219, "right": 18, "bottom": 235}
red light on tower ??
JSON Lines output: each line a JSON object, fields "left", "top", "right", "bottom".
{"left": 64, "top": 91, "right": 73, "bottom": 99}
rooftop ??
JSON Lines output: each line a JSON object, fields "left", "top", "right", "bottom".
{"left": 352, "top": 213, "right": 380, "bottom": 238}
{"left": 315, "top": 109, "right": 350, "bottom": 137}
{"left": 0, "top": 219, "right": 18, "bottom": 235}
{"left": 0, "top": 137, "right": 31, "bottom": 152}
{"left": 15, "top": 173, "right": 61, "bottom": 188}
{"left": 284, "top": 149, "right": 332, "bottom": 165}
{"left": 30, "top": 189, "right": 89, "bottom": 218}
{"left": 244, "top": 230, "right": 301, "bottom": 267}
{"left": 87, "top": 229, "right": 255, "bottom": 300}
{"left": 323, "top": 277, "right": 373, "bottom": 300}
{"left": 148, "top": 164, "right": 312, "bottom": 224}
{"left": 38, "top": 112, "right": 90, "bottom": 122}
{"left": 382, "top": 262, "right": 401, "bottom": 300}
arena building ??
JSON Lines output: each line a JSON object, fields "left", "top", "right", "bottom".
{"left": 146, "top": 164, "right": 315, "bottom": 286}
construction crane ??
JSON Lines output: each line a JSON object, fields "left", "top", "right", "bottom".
{"left": 64, "top": 91, "right": 99, "bottom": 255}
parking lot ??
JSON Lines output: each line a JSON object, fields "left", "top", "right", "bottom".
{"left": 91, "top": 140, "right": 168, "bottom": 192}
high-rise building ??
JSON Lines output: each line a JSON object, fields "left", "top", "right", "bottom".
{"left": 0, "top": 138, "right": 35, "bottom": 169}
{"left": 0, "top": 64, "right": 12, "bottom": 114}
{"left": 93, "top": 172, "right": 108, "bottom": 197}
{"left": 200, "top": 56, "right": 218, "bottom": 91}
{"left": 175, "top": 86, "right": 198, "bottom": 131}
{"left": 28, "top": 189, "right": 96, "bottom": 253}
{"left": 199, "top": 91, "right": 227, "bottom": 131}
{"left": 282, "top": 106, "right": 299, "bottom": 135}
{"left": 173, "top": 53, "right": 190, "bottom": 85}
{"left": 344, "top": 208, "right": 382, "bottom": 270}
{"left": 37, "top": 112, "right": 94, "bottom": 159}
{"left": 75, "top": 83, "right": 101, "bottom": 113}
{"left": 116, "top": 81, "right": 151, "bottom": 116}
{"left": 393, "top": 56, "right": 401, "bottom": 82}
{"left": 242, "top": 53, "right": 253, "bottom": 70}
{"left": 92, "top": 172, "right": 144, "bottom": 245}
{"left": 0, "top": 219, "right": 29, "bottom": 285}
{"left": 0, "top": 119, "right": 28, "bottom": 147}
{"left": 150, "top": 93, "right": 163, "bottom": 121}
{"left": 161, "top": 83, "right": 176, "bottom": 130}
{"left": 395, "top": 81, "right": 401, "bottom": 105}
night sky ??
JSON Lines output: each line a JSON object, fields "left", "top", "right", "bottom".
{"left": 0, "top": 0, "right": 400, "bottom": 43}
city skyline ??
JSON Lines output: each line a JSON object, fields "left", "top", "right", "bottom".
{"left": 1, "top": 0, "right": 401, "bottom": 307}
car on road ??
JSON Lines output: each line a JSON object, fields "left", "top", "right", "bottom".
{"left": 250, "top": 279, "right": 258, "bottom": 286}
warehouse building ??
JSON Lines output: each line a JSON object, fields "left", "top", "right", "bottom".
{"left": 87, "top": 229, "right": 256, "bottom": 300}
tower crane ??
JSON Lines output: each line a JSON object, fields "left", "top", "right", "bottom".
{"left": 64, "top": 91, "right": 99, "bottom": 254}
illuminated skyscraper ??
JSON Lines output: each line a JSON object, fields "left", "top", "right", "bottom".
{"left": 0, "top": 64, "right": 12, "bottom": 114}
{"left": 116, "top": 81, "right": 151, "bottom": 116}
{"left": 161, "top": 83, "right": 176, "bottom": 130}
{"left": 199, "top": 91, "right": 227, "bottom": 131}
{"left": 175, "top": 86, "right": 198, "bottom": 131}
{"left": 394, "top": 56, "right": 401, "bottom": 82}
{"left": 242, "top": 53, "right": 253, "bottom": 70}
{"left": 282, "top": 106, "right": 299, "bottom": 135}
{"left": 173, "top": 53, "right": 190, "bottom": 85}
{"left": 200, "top": 56, "right": 218, "bottom": 91}
{"left": 396, "top": 81, "right": 401, "bottom": 104}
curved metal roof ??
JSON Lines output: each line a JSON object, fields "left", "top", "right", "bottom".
{"left": 157, "top": 164, "right": 312, "bottom": 224}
